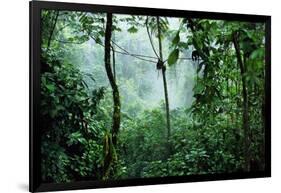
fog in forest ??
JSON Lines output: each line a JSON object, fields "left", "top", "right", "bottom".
{"left": 66, "top": 15, "right": 197, "bottom": 116}
{"left": 40, "top": 9, "right": 267, "bottom": 183}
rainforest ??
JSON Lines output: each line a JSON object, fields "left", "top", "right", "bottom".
{"left": 40, "top": 10, "right": 266, "bottom": 183}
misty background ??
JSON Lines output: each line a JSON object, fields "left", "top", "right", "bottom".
{"left": 63, "top": 14, "right": 197, "bottom": 117}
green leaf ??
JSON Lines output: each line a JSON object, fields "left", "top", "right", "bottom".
{"left": 68, "top": 37, "right": 74, "bottom": 42}
{"left": 193, "top": 81, "right": 205, "bottom": 94}
{"left": 127, "top": 26, "right": 138, "bottom": 33}
{"left": 98, "top": 30, "right": 105, "bottom": 36}
{"left": 250, "top": 47, "right": 264, "bottom": 60}
{"left": 95, "top": 37, "right": 102, "bottom": 44}
{"left": 46, "top": 83, "right": 55, "bottom": 92}
{"left": 168, "top": 49, "right": 179, "bottom": 66}
{"left": 172, "top": 31, "right": 180, "bottom": 45}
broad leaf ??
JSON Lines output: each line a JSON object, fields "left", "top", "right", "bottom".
{"left": 172, "top": 31, "right": 180, "bottom": 45}
{"left": 127, "top": 26, "right": 138, "bottom": 33}
{"left": 168, "top": 49, "right": 179, "bottom": 66}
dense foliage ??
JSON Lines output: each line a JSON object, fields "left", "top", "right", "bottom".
{"left": 40, "top": 10, "right": 266, "bottom": 183}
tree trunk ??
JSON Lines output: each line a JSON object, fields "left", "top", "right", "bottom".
{"left": 104, "top": 13, "right": 121, "bottom": 147}
{"left": 47, "top": 10, "right": 59, "bottom": 51}
{"left": 232, "top": 31, "right": 250, "bottom": 172}
{"left": 112, "top": 32, "right": 116, "bottom": 81}
{"left": 156, "top": 16, "right": 171, "bottom": 143}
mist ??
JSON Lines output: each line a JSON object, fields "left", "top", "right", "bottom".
{"left": 65, "top": 14, "right": 197, "bottom": 116}
{"left": 40, "top": 9, "right": 267, "bottom": 182}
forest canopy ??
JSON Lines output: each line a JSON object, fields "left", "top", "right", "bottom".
{"left": 40, "top": 9, "right": 266, "bottom": 183}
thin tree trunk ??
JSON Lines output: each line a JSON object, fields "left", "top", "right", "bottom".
{"left": 47, "top": 10, "right": 59, "bottom": 51}
{"left": 112, "top": 48, "right": 116, "bottom": 81}
{"left": 232, "top": 31, "right": 250, "bottom": 172}
{"left": 104, "top": 13, "right": 121, "bottom": 147}
{"left": 156, "top": 17, "right": 171, "bottom": 143}
{"left": 102, "top": 13, "right": 121, "bottom": 179}
{"left": 112, "top": 32, "right": 116, "bottom": 81}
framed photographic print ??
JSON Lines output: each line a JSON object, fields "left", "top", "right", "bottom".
{"left": 30, "top": 1, "right": 271, "bottom": 192}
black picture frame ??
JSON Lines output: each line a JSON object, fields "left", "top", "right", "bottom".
{"left": 29, "top": 1, "right": 271, "bottom": 192}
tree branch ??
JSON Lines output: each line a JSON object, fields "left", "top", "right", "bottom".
{"left": 146, "top": 17, "right": 160, "bottom": 59}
